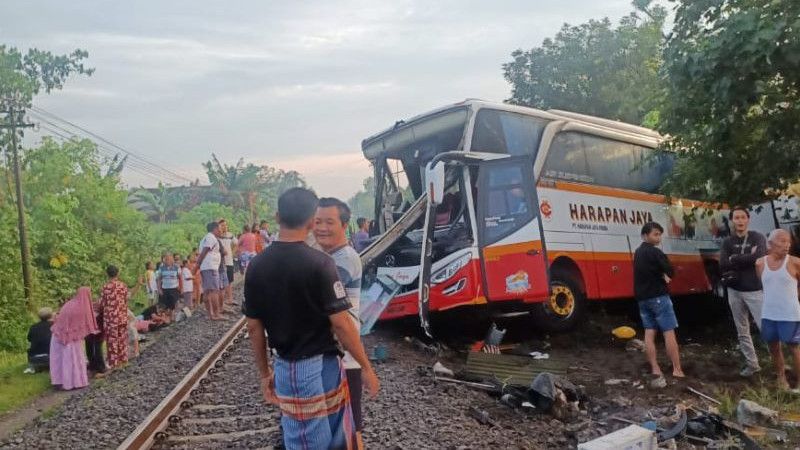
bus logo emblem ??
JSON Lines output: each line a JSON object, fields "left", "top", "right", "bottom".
{"left": 540, "top": 199, "right": 553, "bottom": 220}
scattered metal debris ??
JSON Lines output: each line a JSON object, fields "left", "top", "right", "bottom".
{"left": 686, "top": 386, "right": 722, "bottom": 405}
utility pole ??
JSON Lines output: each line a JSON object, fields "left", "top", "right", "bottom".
{"left": 1, "top": 95, "right": 35, "bottom": 306}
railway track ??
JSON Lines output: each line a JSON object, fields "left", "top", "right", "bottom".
{"left": 117, "top": 315, "right": 283, "bottom": 449}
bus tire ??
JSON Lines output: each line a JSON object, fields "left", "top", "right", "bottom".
{"left": 531, "top": 275, "right": 585, "bottom": 332}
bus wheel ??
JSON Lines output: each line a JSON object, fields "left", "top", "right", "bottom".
{"left": 531, "top": 277, "right": 585, "bottom": 332}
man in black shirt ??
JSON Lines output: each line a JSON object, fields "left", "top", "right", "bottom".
{"left": 26, "top": 307, "right": 53, "bottom": 373}
{"left": 244, "top": 188, "right": 379, "bottom": 450}
{"left": 633, "top": 222, "right": 684, "bottom": 387}
{"left": 719, "top": 206, "right": 767, "bottom": 377}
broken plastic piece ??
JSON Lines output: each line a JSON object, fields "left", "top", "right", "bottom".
{"left": 432, "top": 361, "right": 454, "bottom": 378}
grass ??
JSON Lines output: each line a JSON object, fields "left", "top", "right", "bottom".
{"left": 0, "top": 351, "right": 52, "bottom": 415}
{"left": 718, "top": 384, "right": 800, "bottom": 416}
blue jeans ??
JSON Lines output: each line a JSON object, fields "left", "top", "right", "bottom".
{"left": 638, "top": 295, "right": 678, "bottom": 331}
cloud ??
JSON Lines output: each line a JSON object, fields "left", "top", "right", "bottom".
{"left": 4, "top": 0, "right": 641, "bottom": 199}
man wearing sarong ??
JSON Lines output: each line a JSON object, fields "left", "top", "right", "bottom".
{"left": 100, "top": 265, "right": 129, "bottom": 369}
{"left": 244, "top": 188, "right": 379, "bottom": 450}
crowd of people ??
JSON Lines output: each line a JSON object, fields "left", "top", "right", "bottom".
{"left": 22, "top": 208, "right": 371, "bottom": 396}
{"left": 25, "top": 182, "right": 798, "bottom": 448}
{"left": 634, "top": 207, "right": 800, "bottom": 392}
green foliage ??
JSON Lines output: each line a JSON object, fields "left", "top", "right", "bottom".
{"left": 0, "top": 138, "right": 163, "bottom": 351}
{"left": 128, "top": 182, "right": 184, "bottom": 223}
{"left": 503, "top": 1, "right": 666, "bottom": 124}
{"left": 0, "top": 351, "right": 51, "bottom": 414}
{"left": 659, "top": 0, "right": 800, "bottom": 205}
{"left": 348, "top": 177, "right": 375, "bottom": 222}
{"left": 0, "top": 45, "right": 92, "bottom": 103}
{"left": 203, "top": 154, "right": 307, "bottom": 225}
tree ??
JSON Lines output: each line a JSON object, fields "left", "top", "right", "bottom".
{"left": 203, "top": 154, "right": 263, "bottom": 223}
{"left": 1, "top": 44, "right": 93, "bottom": 307}
{"left": 128, "top": 182, "right": 184, "bottom": 223}
{"left": 503, "top": 1, "right": 666, "bottom": 124}
{"left": 658, "top": 0, "right": 800, "bottom": 205}
{"left": 203, "top": 154, "right": 307, "bottom": 224}
{"left": 348, "top": 177, "right": 375, "bottom": 222}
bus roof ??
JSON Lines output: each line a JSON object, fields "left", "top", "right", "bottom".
{"left": 361, "top": 99, "right": 665, "bottom": 158}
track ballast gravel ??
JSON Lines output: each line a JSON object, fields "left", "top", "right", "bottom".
{"left": 0, "top": 291, "right": 243, "bottom": 450}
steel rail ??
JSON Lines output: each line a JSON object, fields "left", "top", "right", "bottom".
{"left": 117, "top": 315, "right": 247, "bottom": 450}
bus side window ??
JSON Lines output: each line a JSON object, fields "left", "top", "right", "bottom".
{"left": 482, "top": 165, "right": 533, "bottom": 244}
{"left": 544, "top": 131, "right": 675, "bottom": 194}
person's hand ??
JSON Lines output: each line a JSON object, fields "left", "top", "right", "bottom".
{"left": 362, "top": 368, "right": 380, "bottom": 399}
{"left": 663, "top": 274, "right": 672, "bottom": 284}
{"left": 260, "top": 372, "right": 278, "bottom": 405}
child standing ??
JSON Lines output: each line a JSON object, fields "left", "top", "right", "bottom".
{"left": 181, "top": 259, "right": 195, "bottom": 309}
{"left": 633, "top": 222, "right": 685, "bottom": 388}
{"left": 145, "top": 261, "right": 157, "bottom": 306}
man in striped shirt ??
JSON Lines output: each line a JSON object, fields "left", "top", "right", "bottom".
{"left": 314, "top": 197, "right": 367, "bottom": 449}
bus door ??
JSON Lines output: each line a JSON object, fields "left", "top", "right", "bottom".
{"left": 589, "top": 234, "right": 634, "bottom": 299}
{"left": 476, "top": 158, "right": 549, "bottom": 302}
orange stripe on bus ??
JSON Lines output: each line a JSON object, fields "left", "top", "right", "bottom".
{"left": 483, "top": 241, "right": 543, "bottom": 260}
{"left": 540, "top": 180, "right": 728, "bottom": 209}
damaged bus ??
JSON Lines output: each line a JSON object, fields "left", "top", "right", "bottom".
{"left": 358, "top": 100, "right": 776, "bottom": 335}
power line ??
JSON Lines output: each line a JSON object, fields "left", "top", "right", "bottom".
{"left": 29, "top": 112, "right": 190, "bottom": 185}
{"left": 29, "top": 108, "right": 191, "bottom": 185}
{"left": 29, "top": 106, "right": 195, "bottom": 184}
{"left": 35, "top": 123, "right": 168, "bottom": 184}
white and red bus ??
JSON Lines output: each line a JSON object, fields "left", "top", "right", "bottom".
{"left": 359, "top": 100, "right": 776, "bottom": 333}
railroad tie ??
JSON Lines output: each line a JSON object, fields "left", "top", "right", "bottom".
{"left": 166, "top": 426, "right": 280, "bottom": 444}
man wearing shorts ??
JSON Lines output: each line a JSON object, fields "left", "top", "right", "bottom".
{"left": 314, "top": 197, "right": 367, "bottom": 447}
{"left": 244, "top": 188, "right": 379, "bottom": 450}
{"left": 218, "top": 218, "right": 236, "bottom": 305}
{"left": 197, "top": 221, "right": 223, "bottom": 320}
{"left": 634, "top": 222, "right": 684, "bottom": 387}
{"left": 157, "top": 252, "right": 182, "bottom": 319}
{"left": 756, "top": 229, "right": 800, "bottom": 391}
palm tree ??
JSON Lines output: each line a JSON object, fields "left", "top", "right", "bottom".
{"left": 128, "top": 182, "right": 184, "bottom": 223}
{"left": 203, "top": 154, "right": 262, "bottom": 223}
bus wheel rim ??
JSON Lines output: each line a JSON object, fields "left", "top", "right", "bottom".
{"left": 549, "top": 285, "right": 574, "bottom": 317}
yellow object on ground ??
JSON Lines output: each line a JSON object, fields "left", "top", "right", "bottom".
{"left": 612, "top": 326, "right": 637, "bottom": 340}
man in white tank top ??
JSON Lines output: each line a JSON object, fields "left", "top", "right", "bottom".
{"left": 755, "top": 229, "right": 800, "bottom": 391}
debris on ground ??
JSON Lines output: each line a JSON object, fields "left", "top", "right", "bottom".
{"left": 736, "top": 399, "right": 779, "bottom": 427}
{"left": 467, "top": 406, "right": 498, "bottom": 427}
{"left": 612, "top": 326, "right": 637, "bottom": 340}
{"left": 743, "top": 424, "right": 788, "bottom": 443}
{"left": 577, "top": 424, "right": 656, "bottom": 450}
{"left": 528, "top": 372, "right": 583, "bottom": 421}
{"left": 625, "top": 338, "right": 645, "bottom": 352}
{"left": 604, "top": 378, "right": 630, "bottom": 386}
{"left": 686, "top": 386, "right": 721, "bottom": 405}
{"left": 432, "top": 361, "right": 454, "bottom": 378}
{"left": 464, "top": 351, "right": 568, "bottom": 386}
{"left": 529, "top": 351, "right": 550, "bottom": 359}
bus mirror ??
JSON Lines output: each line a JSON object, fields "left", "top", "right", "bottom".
{"left": 425, "top": 161, "right": 445, "bottom": 205}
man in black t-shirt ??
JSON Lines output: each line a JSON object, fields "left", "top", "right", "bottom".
{"left": 244, "top": 188, "right": 379, "bottom": 450}
{"left": 25, "top": 307, "right": 53, "bottom": 373}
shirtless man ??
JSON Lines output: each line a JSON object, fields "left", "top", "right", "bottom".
{"left": 755, "top": 229, "right": 800, "bottom": 391}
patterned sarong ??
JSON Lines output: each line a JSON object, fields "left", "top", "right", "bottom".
{"left": 275, "top": 353, "right": 356, "bottom": 450}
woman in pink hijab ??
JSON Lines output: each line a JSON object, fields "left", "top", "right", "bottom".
{"left": 50, "top": 286, "right": 99, "bottom": 390}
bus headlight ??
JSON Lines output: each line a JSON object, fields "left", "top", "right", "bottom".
{"left": 431, "top": 254, "right": 471, "bottom": 284}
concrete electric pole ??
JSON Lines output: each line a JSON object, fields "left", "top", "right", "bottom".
{"left": 1, "top": 95, "right": 35, "bottom": 306}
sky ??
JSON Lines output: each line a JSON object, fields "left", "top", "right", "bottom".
{"left": 3, "top": 0, "right": 641, "bottom": 199}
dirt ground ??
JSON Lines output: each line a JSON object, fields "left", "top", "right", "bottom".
{"left": 366, "top": 296, "right": 800, "bottom": 448}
